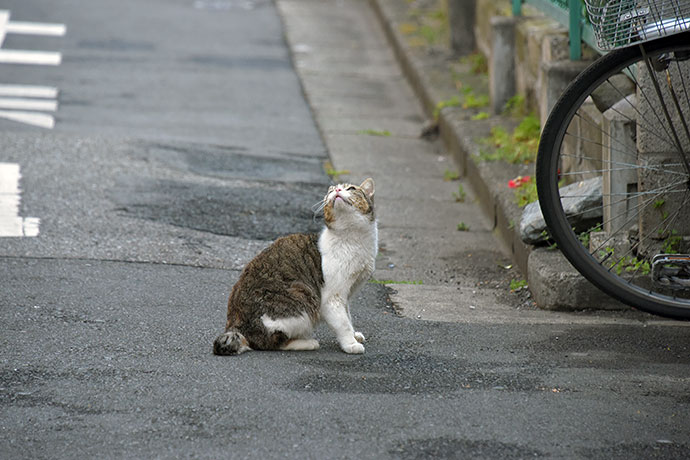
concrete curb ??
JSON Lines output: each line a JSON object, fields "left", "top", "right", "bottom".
{"left": 369, "top": 0, "right": 626, "bottom": 311}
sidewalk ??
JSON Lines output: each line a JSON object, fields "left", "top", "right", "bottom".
{"left": 276, "top": 0, "right": 673, "bottom": 322}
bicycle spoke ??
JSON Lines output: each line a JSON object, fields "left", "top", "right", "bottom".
{"left": 664, "top": 68, "right": 690, "bottom": 147}
{"left": 559, "top": 152, "right": 688, "bottom": 180}
{"left": 563, "top": 128, "right": 670, "bottom": 162}
{"left": 601, "top": 74, "right": 680, "bottom": 149}
{"left": 676, "top": 59, "right": 690, "bottom": 120}
{"left": 627, "top": 57, "right": 682, "bottom": 146}
{"left": 640, "top": 45, "right": 690, "bottom": 175}
{"left": 562, "top": 183, "right": 687, "bottom": 228}
{"left": 572, "top": 105, "right": 678, "bottom": 155}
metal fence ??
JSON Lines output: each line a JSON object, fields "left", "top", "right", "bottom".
{"left": 512, "top": 0, "right": 600, "bottom": 60}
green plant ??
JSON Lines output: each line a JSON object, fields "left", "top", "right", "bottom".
{"left": 418, "top": 24, "right": 438, "bottom": 44}
{"left": 502, "top": 94, "right": 528, "bottom": 118}
{"left": 323, "top": 160, "right": 349, "bottom": 180}
{"left": 479, "top": 114, "right": 541, "bottom": 164}
{"left": 463, "top": 92, "right": 489, "bottom": 109}
{"left": 614, "top": 256, "right": 651, "bottom": 276}
{"left": 444, "top": 169, "right": 460, "bottom": 181}
{"left": 654, "top": 198, "right": 670, "bottom": 221}
{"left": 398, "top": 22, "right": 418, "bottom": 35}
{"left": 579, "top": 232, "right": 590, "bottom": 247}
{"left": 457, "top": 222, "right": 470, "bottom": 231}
{"left": 514, "top": 180, "right": 538, "bottom": 208}
{"left": 369, "top": 279, "right": 424, "bottom": 285}
{"left": 510, "top": 279, "right": 528, "bottom": 291}
{"left": 578, "top": 226, "right": 600, "bottom": 248}
{"left": 403, "top": 3, "right": 448, "bottom": 46}
{"left": 598, "top": 246, "right": 615, "bottom": 261}
{"left": 427, "top": 8, "right": 447, "bottom": 21}
{"left": 459, "top": 86, "right": 488, "bottom": 109}
{"left": 514, "top": 114, "right": 540, "bottom": 141}
{"left": 662, "top": 230, "right": 682, "bottom": 253}
{"left": 358, "top": 129, "right": 391, "bottom": 137}
{"left": 453, "top": 184, "right": 466, "bottom": 202}
{"left": 471, "top": 112, "right": 489, "bottom": 121}
{"left": 461, "top": 52, "right": 488, "bottom": 74}
{"left": 598, "top": 246, "right": 651, "bottom": 275}
{"left": 629, "top": 258, "right": 651, "bottom": 275}
{"left": 433, "top": 96, "right": 461, "bottom": 119}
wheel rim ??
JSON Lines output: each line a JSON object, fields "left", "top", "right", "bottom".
{"left": 540, "top": 35, "right": 690, "bottom": 317}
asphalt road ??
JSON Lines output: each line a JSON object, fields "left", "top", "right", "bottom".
{"left": 2, "top": 1, "right": 690, "bottom": 459}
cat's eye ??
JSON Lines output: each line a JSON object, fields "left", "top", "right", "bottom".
{"left": 346, "top": 186, "right": 356, "bottom": 191}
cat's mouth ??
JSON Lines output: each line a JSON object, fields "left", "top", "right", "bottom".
{"left": 333, "top": 194, "right": 350, "bottom": 206}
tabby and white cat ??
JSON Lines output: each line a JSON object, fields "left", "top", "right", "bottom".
{"left": 213, "top": 178, "right": 377, "bottom": 355}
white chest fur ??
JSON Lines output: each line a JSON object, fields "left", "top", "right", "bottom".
{"left": 318, "top": 222, "right": 378, "bottom": 299}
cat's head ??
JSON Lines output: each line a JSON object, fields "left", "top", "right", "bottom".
{"left": 322, "top": 178, "right": 375, "bottom": 229}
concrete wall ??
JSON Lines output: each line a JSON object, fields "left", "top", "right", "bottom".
{"left": 474, "top": 0, "right": 593, "bottom": 122}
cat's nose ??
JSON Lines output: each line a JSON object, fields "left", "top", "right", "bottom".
{"left": 335, "top": 187, "right": 342, "bottom": 192}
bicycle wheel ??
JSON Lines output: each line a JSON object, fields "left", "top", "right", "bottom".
{"left": 537, "top": 32, "right": 690, "bottom": 319}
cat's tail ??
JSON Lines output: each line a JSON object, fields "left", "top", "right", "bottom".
{"left": 213, "top": 329, "right": 252, "bottom": 356}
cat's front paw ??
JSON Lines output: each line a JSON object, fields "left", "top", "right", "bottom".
{"left": 340, "top": 341, "right": 365, "bottom": 354}
{"left": 354, "top": 331, "right": 366, "bottom": 343}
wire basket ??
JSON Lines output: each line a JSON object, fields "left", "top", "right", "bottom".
{"left": 585, "top": 0, "right": 690, "bottom": 50}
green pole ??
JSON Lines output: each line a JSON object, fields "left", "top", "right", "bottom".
{"left": 512, "top": 0, "right": 522, "bottom": 16}
{"left": 569, "top": 0, "right": 582, "bottom": 60}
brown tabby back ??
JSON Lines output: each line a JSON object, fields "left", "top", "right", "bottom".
{"left": 222, "top": 233, "right": 323, "bottom": 351}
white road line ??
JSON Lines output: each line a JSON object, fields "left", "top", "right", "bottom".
{"left": 0, "top": 162, "right": 40, "bottom": 237}
{"left": 0, "top": 84, "right": 58, "bottom": 98}
{"left": 0, "top": 10, "right": 64, "bottom": 129}
{"left": 0, "top": 97, "right": 57, "bottom": 111}
{"left": 0, "top": 11, "right": 9, "bottom": 48}
{"left": 0, "top": 49, "right": 62, "bottom": 65}
{"left": 5, "top": 21, "right": 66, "bottom": 37}
{"left": 0, "top": 194, "right": 23, "bottom": 236}
{"left": 22, "top": 217, "right": 40, "bottom": 236}
{"left": 0, "top": 10, "right": 66, "bottom": 47}
{"left": 0, "top": 163, "right": 19, "bottom": 194}
{"left": 0, "top": 110, "right": 55, "bottom": 129}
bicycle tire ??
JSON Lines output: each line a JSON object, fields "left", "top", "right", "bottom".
{"left": 537, "top": 32, "right": 690, "bottom": 319}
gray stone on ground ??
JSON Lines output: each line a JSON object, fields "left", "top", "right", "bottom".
{"left": 520, "top": 176, "right": 603, "bottom": 244}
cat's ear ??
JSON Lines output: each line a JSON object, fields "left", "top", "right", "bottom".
{"left": 360, "top": 178, "right": 375, "bottom": 199}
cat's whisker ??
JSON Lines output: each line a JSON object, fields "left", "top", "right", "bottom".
{"left": 311, "top": 200, "right": 327, "bottom": 215}
{"left": 311, "top": 199, "right": 327, "bottom": 223}
{"left": 312, "top": 204, "right": 327, "bottom": 224}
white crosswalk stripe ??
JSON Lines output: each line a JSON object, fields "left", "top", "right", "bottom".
{"left": 0, "top": 10, "right": 65, "bottom": 129}
{"left": 4, "top": 21, "right": 66, "bottom": 37}
{"left": 0, "top": 97, "right": 57, "bottom": 111}
{"left": 0, "top": 49, "right": 62, "bottom": 65}
{"left": 0, "top": 84, "right": 58, "bottom": 99}
{"left": 0, "top": 110, "right": 54, "bottom": 129}
{"left": 0, "top": 163, "right": 40, "bottom": 237}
